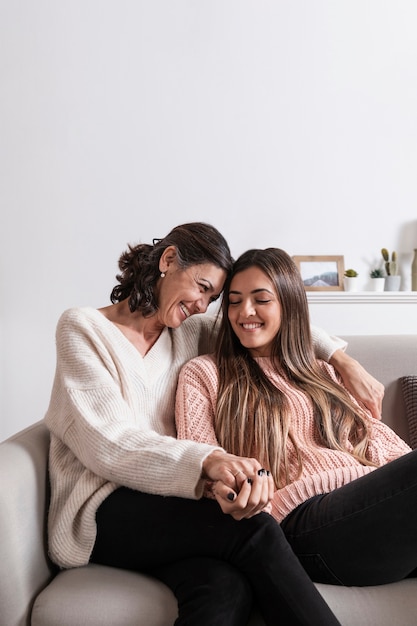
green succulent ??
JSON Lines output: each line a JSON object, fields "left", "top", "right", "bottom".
{"left": 381, "top": 248, "right": 398, "bottom": 275}
{"left": 370, "top": 268, "right": 384, "bottom": 278}
{"left": 344, "top": 268, "right": 358, "bottom": 277}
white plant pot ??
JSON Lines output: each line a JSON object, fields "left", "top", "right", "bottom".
{"left": 369, "top": 277, "right": 385, "bottom": 292}
{"left": 343, "top": 276, "right": 358, "bottom": 292}
{"left": 384, "top": 275, "right": 401, "bottom": 291}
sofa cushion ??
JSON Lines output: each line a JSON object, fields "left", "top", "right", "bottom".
{"left": 31, "top": 563, "right": 178, "bottom": 626}
{"left": 31, "top": 562, "right": 417, "bottom": 626}
{"left": 31, "top": 563, "right": 267, "bottom": 626}
{"left": 316, "top": 579, "right": 417, "bottom": 625}
{"left": 401, "top": 376, "right": 417, "bottom": 449}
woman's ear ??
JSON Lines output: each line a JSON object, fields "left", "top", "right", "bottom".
{"left": 159, "top": 246, "right": 177, "bottom": 273}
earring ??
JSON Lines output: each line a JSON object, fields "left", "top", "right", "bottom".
{"left": 160, "top": 272, "right": 166, "bottom": 278}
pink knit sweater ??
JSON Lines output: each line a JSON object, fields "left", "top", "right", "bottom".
{"left": 175, "top": 354, "right": 411, "bottom": 523}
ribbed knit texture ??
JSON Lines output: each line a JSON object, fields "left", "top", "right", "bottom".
{"left": 44, "top": 307, "right": 223, "bottom": 569}
{"left": 175, "top": 355, "right": 411, "bottom": 523}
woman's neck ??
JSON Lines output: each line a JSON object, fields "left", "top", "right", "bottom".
{"left": 98, "top": 300, "right": 165, "bottom": 356}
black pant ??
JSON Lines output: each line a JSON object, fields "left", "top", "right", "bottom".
{"left": 91, "top": 487, "right": 340, "bottom": 626}
{"left": 281, "top": 449, "right": 417, "bottom": 586}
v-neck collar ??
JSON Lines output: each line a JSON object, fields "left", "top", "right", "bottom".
{"left": 90, "top": 307, "right": 173, "bottom": 381}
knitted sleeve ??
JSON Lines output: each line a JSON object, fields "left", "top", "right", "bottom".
{"left": 311, "top": 325, "right": 347, "bottom": 361}
{"left": 319, "top": 360, "right": 411, "bottom": 463}
{"left": 175, "top": 355, "right": 220, "bottom": 447}
{"left": 45, "top": 308, "right": 220, "bottom": 499}
{"left": 175, "top": 355, "right": 222, "bottom": 499}
{"left": 366, "top": 419, "right": 412, "bottom": 464}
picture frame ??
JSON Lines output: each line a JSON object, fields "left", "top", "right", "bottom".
{"left": 293, "top": 255, "right": 345, "bottom": 291}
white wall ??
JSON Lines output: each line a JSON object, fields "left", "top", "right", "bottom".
{"left": 1, "top": 1, "right": 417, "bottom": 441}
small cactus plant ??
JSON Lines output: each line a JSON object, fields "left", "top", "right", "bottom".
{"left": 370, "top": 268, "right": 384, "bottom": 278}
{"left": 381, "top": 248, "right": 398, "bottom": 276}
{"left": 344, "top": 268, "right": 358, "bottom": 277}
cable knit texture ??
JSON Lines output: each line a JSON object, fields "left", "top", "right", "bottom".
{"left": 175, "top": 354, "right": 411, "bottom": 523}
{"left": 44, "top": 307, "right": 346, "bottom": 569}
{"left": 44, "top": 307, "right": 224, "bottom": 569}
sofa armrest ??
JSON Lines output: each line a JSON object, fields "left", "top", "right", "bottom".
{"left": 0, "top": 421, "right": 56, "bottom": 626}
{"left": 341, "top": 335, "right": 417, "bottom": 444}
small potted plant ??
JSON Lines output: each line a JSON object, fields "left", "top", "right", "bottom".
{"left": 381, "top": 248, "right": 401, "bottom": 291}
{"left": 344, "top": 268, "right": 359, "bottom": 292}
{"left": 369, "top": 268, "right": 385, "bottom": 292}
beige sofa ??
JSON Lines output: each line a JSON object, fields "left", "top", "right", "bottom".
{"left": 1, "top": 334, "right": 417, "bottom": 626}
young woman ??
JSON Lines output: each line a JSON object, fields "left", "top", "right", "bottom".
{"left": 176, "top": 247, "right": 416, "bottom": 589}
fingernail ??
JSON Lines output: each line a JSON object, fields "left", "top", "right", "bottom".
{"left": 266, "top": 470, "right": 270, "bottom": 476}
{"left": 247, "top": 478, "right": 253, "bottom": 485}
{"left": 258, "top": 469, "right": 266, "bottom": 476}
{"left": 227, "top": 492, "right": 235, "bottom": 501}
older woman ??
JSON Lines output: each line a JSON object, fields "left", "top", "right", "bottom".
{"left": 44, "top": 224, "right": 379, "bottom": 626}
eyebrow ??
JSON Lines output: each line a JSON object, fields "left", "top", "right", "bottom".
{"left": 229, "top": 288, "right": 275, "bottom": 296}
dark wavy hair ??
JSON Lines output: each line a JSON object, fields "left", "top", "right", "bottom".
{"left": 110, "top": 222, "right": 233, "bottom": 315}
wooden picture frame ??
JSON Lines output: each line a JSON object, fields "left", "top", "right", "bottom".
{"left": 293, "top": 255, "right": 345, "bottom": 291}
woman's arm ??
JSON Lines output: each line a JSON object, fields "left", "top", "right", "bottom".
{"left": 175, "top": 356, "right": 220, "bottom": 445}
{"left": 311, "top": 325, "right": 384, "bottom": 420}
{"left": 329, "top": 350, "right": 384, "bottom": 420}
{"left": 45, "top": 308, "right": 221, "bottom": 500}
{"left": 175, "top": 356, "right": 274, "bottom": 518}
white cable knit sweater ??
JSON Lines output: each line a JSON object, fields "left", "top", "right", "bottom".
{"left": 44, "top": 306, "right": 346, "bottom": 568}
{"left": 44, "top": 307, "right": 224, "bottom": 568}
{"left": 175, "top": 355, "right": 411, "bottom": 523}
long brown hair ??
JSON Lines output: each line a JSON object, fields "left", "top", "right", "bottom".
{"left": 214, "top": 248, "right": 373, "bottom": 488}
{"left": 110, "top": 222, "right": 233, "bottom": 315}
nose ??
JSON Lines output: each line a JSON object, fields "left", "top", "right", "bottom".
{"left": 238, "top": 299, "right": 256, "bottom": 318}
{"left": 195, "top": 295, "right": 209, "bottom": 314}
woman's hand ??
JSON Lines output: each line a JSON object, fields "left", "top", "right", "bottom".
{"left": 202, "top": 450, "right": 275, "bottom": 519}
{"left": 330, "top": 349, "right": 384, "bottom": 420}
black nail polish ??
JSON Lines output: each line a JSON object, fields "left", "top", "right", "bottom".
{"left": 247, "top": 478, "right": 253, "bottom": 485}
{"left": 227, "top": 492, "right": 235, "bottom": 501}
{"left": 258, "top": 469, "right": 266, "bottom": 476}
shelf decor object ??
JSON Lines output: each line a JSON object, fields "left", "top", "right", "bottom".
{"left": 293, "top": 255, "right": 345, "bottom": 291}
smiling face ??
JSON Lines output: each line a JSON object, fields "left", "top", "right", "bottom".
{"left": 227, "top": 265, "right": 281, "bottom": 357}
{"left": 156, "top": 251, "right": 226, "bottom": 329}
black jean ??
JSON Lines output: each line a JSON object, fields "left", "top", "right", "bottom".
{"left": 91, "top": 487, "right": 340, "bottom": 626}
{"left": 281, "top": 449, "right": 417, "bottom": 586}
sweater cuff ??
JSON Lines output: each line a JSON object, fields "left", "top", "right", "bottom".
{"left": 311, "top": 325, "right": 347, "bottom": 362}
{"left": 194, "top": 446, "right": 226, "bottom": 499}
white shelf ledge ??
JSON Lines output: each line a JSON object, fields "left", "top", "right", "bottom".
{"left": 306, "top": 291, "right": 417, "bottom": 334}
{"left": 307, "top": 292, "right": 417, "bottom": 304}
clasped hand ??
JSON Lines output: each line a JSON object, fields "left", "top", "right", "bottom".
{"left": 202, "top": 450, "right": 275, "bottom": 520}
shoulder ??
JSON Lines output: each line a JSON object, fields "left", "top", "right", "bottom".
{"left": 55, "top": 307, "right": 113, "bottom": 347}
{"left": 179, "top": 354, "right": 218, "bottom": 385}
{"left": 177, "top": 354, "right": 219, "bottom": 405}
{"left": 178, "top": 313, "right": 218, "bottom": 335}
{"left": 57, "top": 306, "right": 100, "bottom": 328}
{"left": 182, "top": 353, "right": 217, "bottom": 373}
{"left": 172, "top": 313, "right": 220, "bottom": 356}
